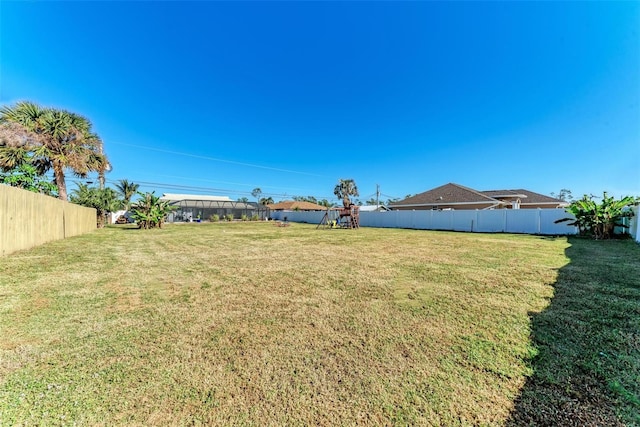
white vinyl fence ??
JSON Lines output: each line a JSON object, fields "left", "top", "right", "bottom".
{"left": 270, "top": 205, "right": 638, "bottom": 240}
{"left": 270, "top": 208, "right": 578, "bottom": 235}
{"left": 631, "top": 206, "right": 640, "bottom": 243}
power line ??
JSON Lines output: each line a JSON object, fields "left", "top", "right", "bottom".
{"left": 380, "top": 192, "right": 402, "bottom": 200}
{"left": 109, "top": 141, "right": 328, "bottom": 178}
{"left": 102, "top": 177, "right": 338, "bottom": 201}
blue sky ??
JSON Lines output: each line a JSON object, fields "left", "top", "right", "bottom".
{"left": 1, "top": 1, "right": 638, "bottom": 204}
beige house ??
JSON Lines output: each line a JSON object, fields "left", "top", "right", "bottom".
{"left": 389, "top": 183, "right": 568, "bottom": 211}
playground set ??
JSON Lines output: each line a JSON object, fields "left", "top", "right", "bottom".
{"left": 317, "top": 205, "right": 360, "bottom": 229}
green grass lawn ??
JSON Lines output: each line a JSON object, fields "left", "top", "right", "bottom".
{"left": 0, "top": 222, "right": 638, "bottom": 426}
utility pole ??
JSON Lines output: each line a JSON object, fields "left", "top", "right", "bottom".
{"left": 376, "top": 184, "right": 380, "bottom": 208}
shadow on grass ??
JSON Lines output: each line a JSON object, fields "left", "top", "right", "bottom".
{"left": 106, "top": 224, "right": 140, "bottom": 231}
{"left": 507, "top": 237, "right": 640, "bottom": 426}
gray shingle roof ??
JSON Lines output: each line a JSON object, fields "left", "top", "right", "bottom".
{"left": 391, "top": 183, "right": 567, "bottom": 207}
{"left": 393, "top": 183, "right": 498, "bottom": 206}
{"left": 482, "top": 189, "right": 566, "bottom": 204}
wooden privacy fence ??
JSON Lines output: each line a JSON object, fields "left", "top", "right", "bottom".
{"left": 0, "top": 185, "right": 96, "bottom": 257}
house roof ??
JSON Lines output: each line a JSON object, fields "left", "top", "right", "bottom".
{"left": 390, "top": 183, "right": 567, "bottom": 208}
{"left": 267, "top": 200, "right": 329, "bottom": 211}
{"left": 481, "top": 190, "right": 528, "bottom": 199}
{"left": 483, "top": 189, "right": 567, "bottom": 205}
{"left": 358, "top": 205, "right": 390, "bottom": 212}
{"left": 391, "top": 183, "right": 500, "bottom": 207}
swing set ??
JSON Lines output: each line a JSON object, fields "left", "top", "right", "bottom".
{"left": 317, "top": 205, "right": 360, "bottom": 229}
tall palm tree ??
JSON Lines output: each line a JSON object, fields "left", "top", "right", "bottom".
{"left": 115, "top": 179, "right": 140, "bottom": 210}
{"left": 333, "top": 178, "right": 359, "bottom": 207}
{"left": 0, "top": 101, "right": 109, "bottom": 201}
{"left": 86, "top": 136, "right": 111, "bottom": 189}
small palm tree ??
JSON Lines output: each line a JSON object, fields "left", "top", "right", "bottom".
{"left": 115, "top": 179, "right": 140, "bottom": 210}
{"left": 130, "top": 192, "right": 176, "bottom": 229}
{"left": 70, "top": 183, "right": 121, "bottom": 228}
{"left": 334, "top": 179, "right": 359, "bottom": 207}
{"left": 555, "top": 192, "right": 639, "bottom": 239}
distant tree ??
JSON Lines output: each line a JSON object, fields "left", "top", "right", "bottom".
{"left": 70, "top": 183, "right": 121, "bottom": 228}
{"left": 551, "top": 189, "right": 574, "bottom": 203}
{"left": 251, "top": 187, "right": 262, "bottom": 204}
{"left": 259, "top": 196, "right": 274, "bottom": 205}
{"left": 0, "top": 162, "right": 57, "bottom": 196}
{"left": 293, "top": 195, "right": 318, "bottom": 203}
{"left": 385, "top": 198, "right": 400, "bottom": 206}
{"left": 0, "top": 101, "right": 109, "bottom": 201}
{"left": 237, "top": 197, "right": 249, "bottom": 203}
{"left": 318, "top": 199, "right": 333, "bottom": 208}
{"left": 365, "top": 198, "right": 378, "bottom": 205}
{"left": 333, "top": 179, "right": 359, "bottom": 207}
{"left": 115, "top": 179, "right": 140, "bottom": 210}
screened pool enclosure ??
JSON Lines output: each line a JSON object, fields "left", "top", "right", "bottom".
{"left": 161, "top": 194, "right": 267, "bottom": 222}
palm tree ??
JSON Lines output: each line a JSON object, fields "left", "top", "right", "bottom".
{"left": 333, "top": 179, "right": 359, "bottom": 207}
{"left": 130, "top": 191, "right": 176, "bottom": 229}
{"left": 259, "top": 196, "right": 274, "bottom": 205}
{"left": 0, "top": 121, "right": 32, "bottom": 169}
{"left": 115, "top": 179, "right": 140, "bottom": 210}
{"left": 555, "top": 192, "right": 639, "bottom": 239}
{"left": 86, "top": 136, "right": 111, "bottom": 189}
{"left": 0, "top": 101, "right": 109, "bottom": 201}
{"left": 70, "top": 183, "right": 121, "bottom": 228}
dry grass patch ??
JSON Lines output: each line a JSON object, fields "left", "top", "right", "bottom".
{"left": 0, "top": 222, "right": 636, "bottom": 425}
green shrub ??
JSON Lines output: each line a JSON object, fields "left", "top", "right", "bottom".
{"left": 251, "top": 214, "right": 259, "bottom": 221}
{"left": 556, "top": 192, "right": 639, "bottom": 239}
{"left": 130, "top": 191, "right": 176, "bottom": 229}
{"left": 241, "top": 214, "right": 248, "bottom": 221}
{"left": 225, "top": 213, "right": 234, "bottom": 222}
{"left": 210, "top": 214, "right": 220, "bottom": 222}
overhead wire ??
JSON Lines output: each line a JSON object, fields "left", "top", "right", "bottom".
{"left": 109, "top": 141, "right": 328, "bottom": 178}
